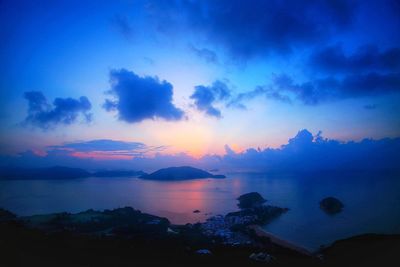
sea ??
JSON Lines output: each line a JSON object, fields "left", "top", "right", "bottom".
{"left": 1, "top": 171, "right": 399, "bottom": 251}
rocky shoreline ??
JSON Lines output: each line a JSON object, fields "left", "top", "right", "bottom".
{"left": 1, "top": 191, "right": 399, "bottom": 266}
{"left": 2, "top": 192, "right": 288, "bottom": 249}
{"left": 1, "top": 204, "right": 399, "bottom": 266}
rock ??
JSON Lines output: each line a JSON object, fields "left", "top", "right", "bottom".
{"left": 196, "top": 249, "right": 212, "bottom": 255}
{"left": 167, "top": 227, "right": 178, "bottom": 234}
{"left": 0, "top": 208, "right": 17, "bottom": 221}
{"left": 146, "top": 219, "right": 161, "bottom": 225}
{"left": 193, "top": 210, "right": 201, "bottom": 213}
{"left": 22, "top": 207, "right": 170, "bottom": 236}
{"left": 320, "top": 197, "right": 344, "bottom": 214}
{"left": 226, "top": 205, "right": 287, "bottom": 226}
{"left": 237, "top": 192, "right": 266, "bottom": 209}
{"left": 249, "top": 252, "right": 274, "bottom": 263}
{"left": 315, "top": 254, "right": 325, "bottom": 261}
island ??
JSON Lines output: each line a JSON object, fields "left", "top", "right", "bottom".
{"left": 139, "top": 166, "right": 226, "bottom": 180}
{"left": 237, "top": 192, "right": 267, "bottom": 209}
{"left": 320, "top": 197, "right": 344, "bottom": 214}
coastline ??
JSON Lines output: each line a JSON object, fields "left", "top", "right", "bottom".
{"left": 248, "top": 225, "right": 313, "bottom": 256}
{"left": 1, "top": 207, "right": 400, "bottom": 266}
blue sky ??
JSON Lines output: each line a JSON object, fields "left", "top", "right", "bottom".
{"left": 0, "top": 0, "right": 399, "bottom": 168}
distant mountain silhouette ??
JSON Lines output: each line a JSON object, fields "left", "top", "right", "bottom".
{"left": 0, "top": 166, "right": 90, "bottom": 180}
{"left": 139, "top": 166, "right": 226, "bottom": 180}
{"left": 0, "top": 166, "right": 146, "bottom": 180}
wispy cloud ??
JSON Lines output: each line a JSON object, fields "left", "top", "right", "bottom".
{"left": 189, "top": 44, "right": 218, "bottom": 64}
{"left": 112, "top": 15, "right": 134, "bottom": 40}
{"left": 229, "top": 72, "right": 400, "bottom": 107}
{"left": 49, "top": 139, "right": 166, "bottom": 160}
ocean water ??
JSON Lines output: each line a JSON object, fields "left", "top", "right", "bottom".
{"left": 1, "top": 172, "right": 399, "bottom": 250}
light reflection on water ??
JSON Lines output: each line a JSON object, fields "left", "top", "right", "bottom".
{"left": 0, "top": 172, "right": 399, "bottom": 250}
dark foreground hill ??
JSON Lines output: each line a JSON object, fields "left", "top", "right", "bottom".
{"left": 1, "top": 195, "right": 399, "bottom": 267}
{"left": 1, "top": 216, "right": 399, "bottom": 266}
{"left": 140, "top": 166, "right": 226, "bottom": 180}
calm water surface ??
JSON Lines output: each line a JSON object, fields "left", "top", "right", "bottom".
{"left": 1, "top": 172, "right": 399, "bottom": 250}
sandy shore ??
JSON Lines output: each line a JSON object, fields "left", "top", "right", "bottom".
{"left": 249, "top": 224, "right": 313, "bottom": 256}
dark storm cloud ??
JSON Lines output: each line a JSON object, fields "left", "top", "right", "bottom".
{"left": 148, "top": 0, "right": 357, "bottom": 59}
{"left": 310, "top": 44, "right": 400, "bottom": 73}
{"left": 142, "top": 0, "right": 400, "bottom": 107}
{"left": 190, "top": 80, "right": 231, "bottom": 118}
{"left": 272, "top": 72, "right": 400, "bottom": 105}
{"left": 103, "top": 69, "right": 184, "bottom": 123}
{"left": 231, "top": 72, "right": 400, "bottom": 106}
{"left": 23, "top": 91, "right": 92, "bottom": 129}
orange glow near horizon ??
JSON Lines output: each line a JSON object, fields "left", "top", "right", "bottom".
{"left": 70, "top": 151, "right": 135, "bottom": 160}
{"left": 145, "top": 120, "right": 221, "bottom": 157}
{"left": 66, "top": 141, "right": 267, "bottom": 161}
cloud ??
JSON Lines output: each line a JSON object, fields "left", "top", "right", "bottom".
{"left": 219, "top": 129, "right": 400, "bottom": 172}
{"left": 228, "top": 84, "right": 292, "bottom": 109}
{"left": 189, "top": 45, "right": 218, "bottom": 63}
{"left": 2, "top": 130, "right": 399, "bottom": 173}
{"left": 310, "top": 44, "right": 400, "bottom": 73}
{"left": 48, "top": 139, "right": 165, "bottom": 159}
{"left": 232, "top": 72, "right": 400, "bottom": 106}
{"left": 275, "top": 72, "right": 400, "bottom": 105}
{"left": 23, "top": 91, "right": 92, "bottom": 129}
{"left": 103, "top": 69, "right": 184, "bottom": 123}
{"left": 240, "top": 44, "right": 399, "bottom": 106}
{"left": 50, "top": 139, "right": 147, "bottom": 152}
{"left": 148, "top": 0, "right": 357, "bottom": 59}
{"left": 112, "top": 15, "right": 134, "bottom": 40}
{"left": 190, "top": 80, "right": 231, "bottom": 118}
{"left": 269, "top": 74, "right": 331, "bottom": 105}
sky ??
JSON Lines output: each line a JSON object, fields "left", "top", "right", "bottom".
{"left": 0, "top": 0, "right": 399, "bottom": 171}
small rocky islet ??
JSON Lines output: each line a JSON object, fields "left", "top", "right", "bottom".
{"left": 320, "top": 197, "right": 344, "bottom": 214}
